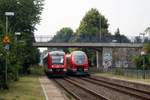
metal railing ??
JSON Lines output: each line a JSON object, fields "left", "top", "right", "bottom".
{"left": 34, "top": 35, "right": 133, "bottom": 43}
{"left": 103, "top": 68, "right": 150, "bottom": 79}
{"left": 34, "top": 35, "right": 53, "bottom": 42}
{"left": 34, "top": 35, "right": 150, "bottom": 43}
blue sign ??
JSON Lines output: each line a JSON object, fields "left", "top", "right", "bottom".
{"left": 4, "top": 44, "right": 10, "bottom": 50}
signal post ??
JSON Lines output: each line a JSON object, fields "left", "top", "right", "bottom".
{"left": 2, "top": 35, "right": 10, "bottom": 88}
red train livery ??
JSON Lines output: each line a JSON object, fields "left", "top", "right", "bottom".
{"left": 43, "top": 51, "right": 67, "bottom": 76}
{"left": 66, "top": 51, "right": 89, "bottom": 75}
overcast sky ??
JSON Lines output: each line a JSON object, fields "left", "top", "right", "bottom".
{"left": 35, "top": 0, "right": 150, "bottom": 37}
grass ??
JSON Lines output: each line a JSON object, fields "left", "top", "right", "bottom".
{"left": 0, "top": 75, "right": 45, "bottom": 100}
{"left": 95, "top": 73, "right": 150, "bottom": 84}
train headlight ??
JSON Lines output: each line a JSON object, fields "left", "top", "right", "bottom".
{"left": 49, "top": 69, "right": 52, "bottom": 72}
{"left": 72, "top": 69, "right": 77, "bottom": 72}
{"left": 84, "top": 69, "right": 88, "bottom": 71}
{"left": 63, "top": 69, "right": 67, "bottom": 72}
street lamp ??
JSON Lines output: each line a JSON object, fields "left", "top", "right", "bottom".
{"left": 15, "top": 32, "right": 21, "bottom": 81}
{"left": 139, "top": 33, "right": 145, "bottom": 43}
{"left": 139, "top": 33, "right": 146, "bottom": 79}
{"left": 141, "top": 51, "right": 146, "bottom": 79}
{"left": 99, "top": 16, "right": 102, "bottom": 42}
{"left": 4, "top": 12, "right": 14, "bottom": 85}
{"left": 5, "top": 12, "right": 14, "bottom": 34}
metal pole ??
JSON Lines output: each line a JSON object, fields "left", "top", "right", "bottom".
{"left": 142, "top": 34, "right": 145, "bottom": 79}
{"left": 15, "top": 33, "right": 20, "bottom": 80}
{"left": 143, "top": 55, "right": 145, "bottom": 79}
{"left": 6, "top": 16, "right": 8, "bottom": 34}
{"left": 16, "top": 36, "right": 18, "bottom": 80}
{"left": 5, "top": 16, "right": 8, "bottom": 83}
{"left": 99, "top": 16, "right": 101, "bottom": 42}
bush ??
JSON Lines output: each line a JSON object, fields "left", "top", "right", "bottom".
{"left": 114, "top": 68, "right": 124, "bottom": 75}
{"left": 28, "top": 65, "right": 44, "bottom": 76}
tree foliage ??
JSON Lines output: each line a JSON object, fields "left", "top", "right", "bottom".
{"left": 145, "top": 27, "right": 150, "bottom": 37}
{"left": 0, "top": 0, "right": 43, "bottom": 89}
{"left": 134, "top": 36, "right": 142, "bottom": 43}
{"left": 76, "top": 8, "right": 109, "bottom": 39}
{"left": 133, "top": 44, "right": 150, "bottom": 69}
{"left": 0, "top": 0, "right": 43, "bottom": 33}
{"left": 51, "top": 27, "right": 74, "bottom": 42}
{"left": 50, "top": 27, "right": 74, "bottom": 53}
{"left": 113, "top": 28, "right": 130, "bottom": 43}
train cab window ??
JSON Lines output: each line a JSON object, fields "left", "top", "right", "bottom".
{"left": 74, "top": 54, "right": 86, "bottom": 64}
{"left": 51, "top": 55, "right": 64, "bottom": 64}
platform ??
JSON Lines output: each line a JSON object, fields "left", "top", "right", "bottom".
{"left": 39, "top": 76, "right": 67, "bottom": 100}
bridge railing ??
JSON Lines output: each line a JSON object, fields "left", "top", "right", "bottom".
{"left": 35, "top": 35, "right": 53, "bottom": 42}
{"left": 34, "top": 35, "right": 138, "bottom": 43}
{"left": 34, "top": 35, "right": 150, "bottom": 43}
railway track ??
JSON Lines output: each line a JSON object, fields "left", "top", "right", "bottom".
{"left": 53, "top": 78, "right": 109, "bottom": 100}
{"left": 51, "top": 76, "right": 150, "bottom": 100}
{"left": 78, "top": 76, "right": 150, "bottom": 100}
{"left": 70, "top": 77, "right": 150, "bottom": 100}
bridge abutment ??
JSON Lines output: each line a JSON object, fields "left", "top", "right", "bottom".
{"left": 96, "top": 48, "right": 103, "bottom": 70}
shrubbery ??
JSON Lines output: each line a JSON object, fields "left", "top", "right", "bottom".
{"left": 133, "top": 44, "right": 150, "bottom": 70}
{"left": 114, "top": 68, "right": 124, "bottom": 75}
{"left": 28, "top": 65, "right": 44, "bottom": 76}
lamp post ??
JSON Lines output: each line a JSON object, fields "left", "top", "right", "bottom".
{"left": 5, "top": 12, "right": 14, "bottom": 34}
{"left": 139, "top": 33, "right": 145, "bottom": 43}
{"left": 4, "top": 12, "right": 14, "bottom": 85}
{"left": 99, "top": 16, "right": 102, "bottom": 42}
{"left": 141, "top": 51, "right": 146, "bottom": 79}
{"left": 139, "top": 33, "right": 146, "bottom": 79}
{"left": 15, "top": 32, "right": 21, "bottom": 80}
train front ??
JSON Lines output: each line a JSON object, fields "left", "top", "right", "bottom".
{"left": 71, "top": 51, "right": 89, "bottom": 75}
{"left": 48, "top": 51, "right": 67, "bottom": 76}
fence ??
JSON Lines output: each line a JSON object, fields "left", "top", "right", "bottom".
{"left": 34, "top": 35, "right": 131, "bottom": 43}
{"left": 89, "top": 67, "right": 150, "bottom": 79}
{"left": 34, "top": 35, "right": 150, "bottom": 43}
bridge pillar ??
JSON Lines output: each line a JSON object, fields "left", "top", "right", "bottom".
{"left": 96, "top": 48, "right": 103, "bottom": 70}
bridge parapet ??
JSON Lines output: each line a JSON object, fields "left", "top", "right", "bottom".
{"left": 34, "top": 35, "right": 150, "bottom": 44}
{"left": 35, "top": 35, "right": 53, "bottom": 42}
{"left": 33, "top": 35, "right": 144, "bottom": 48}
{"left": 33, "top": 42, "right": 143, "bottom": 48}
{"left": 34, "top": 35, "right": 131, "bottom": 43}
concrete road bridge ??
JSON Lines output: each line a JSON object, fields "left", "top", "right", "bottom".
{"left": 33, "top": 35, "right": 144, "bottom": 69}
{"left": 33, "top": 42, "right": 143, "bottom": 48}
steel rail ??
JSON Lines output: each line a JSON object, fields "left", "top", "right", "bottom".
{"left": 53, "top": 79, "right": 82, "bottom": 100}
{"left": 65, "top": 78, "right": 109, "bottom": 100}
{"left": 81, "top": 77, "right": 150, "bottom": 100}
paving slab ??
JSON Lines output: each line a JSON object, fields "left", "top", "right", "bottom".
{"left": 39, "top": 76, "right": 67, "bottom": 100}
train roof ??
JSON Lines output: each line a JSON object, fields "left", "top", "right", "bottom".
{"left": 49, "top": 51, "right": 65, "bottom": 55}
{"left": 43, "top": 51, "right": 65, "bottom": 59}
{"left": 71, "top": 51, "right": 86, "bottom": 55}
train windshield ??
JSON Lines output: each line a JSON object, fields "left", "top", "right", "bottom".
{"left": 74, "top": 54, "right": 86, "bottom": 64}
{"left": 51, "top": 55, "right": 64, "bottom": 64}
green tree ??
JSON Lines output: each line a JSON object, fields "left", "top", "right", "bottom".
{"left": 114, "top": 28, "right": 130, "bottom": 43}
{"left": 133, "top": 44, "right": 150, "bottom": 70}
{"left": 75, "top": 8, "right": 110, "bottom": 67}
{"left": 145, "top": 27, "right": 150, "bottom": 38}
{"left": 144, "top": 44, "right": 150, "bottom": 53}
{"left": 0, "top": 0, "right": 43, "bottom": 89}
{"left": 50, "top": 27, "right": 74, "bottom": 53}
{"left": 134, "top": 36, "right": 142, "bottom": 43}
{"left": 0, "top": 0, "right": 43, "bottom": 33}
{"left": 76, "top": 8, "right": 109, "bottom": 42}
{"left": 51, "top": 27, "right": 74, "bottom": 42}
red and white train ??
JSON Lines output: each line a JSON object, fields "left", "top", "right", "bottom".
{"left": 43, "top": 51, "right": 67, "bottom": 76}
{"left": 66, "top": 51, "right": 89, "bottom": 75}
{"left": 43, "top": 50, "right": 89, "bottom": 76}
